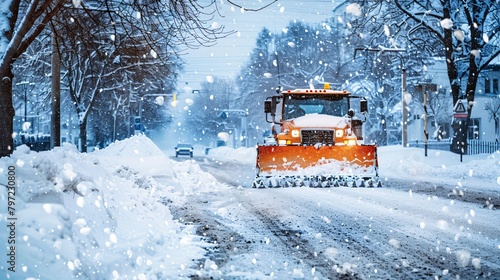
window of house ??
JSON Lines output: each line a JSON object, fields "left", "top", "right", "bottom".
{"left": 438, "top": 88, "right": 449, "bottom": 97}
{"left": 485, "top": 78, "right": 491, "bottom": 94}
{"left": 467, "top": 118, "right": 480, "bottom": 140}
{"left": 494, "top": 79, "right": 499, "bottom": 94}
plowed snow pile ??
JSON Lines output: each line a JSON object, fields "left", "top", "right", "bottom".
{"left": 0, "top": 135, "right": 208, "bottom": 279}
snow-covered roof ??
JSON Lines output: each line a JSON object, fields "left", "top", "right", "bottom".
{"left": 283, "top": 89, "right": 351, "bottom": 96}
{"left": 292, "top": 114, "right": 348, "bottom": 128}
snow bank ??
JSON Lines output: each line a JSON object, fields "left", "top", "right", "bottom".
{"left": 207, "top": 145, "right": 500, "bottom": 190}
{"left": 207, "top": 146, "right": 256, "bottom": 165}
{"left": 0, "top": 136, "right": 206, "bottom": 279}
{"left": 95, "top": 134, "right": 164, "bottom": 157}
{"left": 94, "top": 134, "right": 175, "bottom": 178}
{"left": 378, "top": 146, "right": 500, "bottom": 191}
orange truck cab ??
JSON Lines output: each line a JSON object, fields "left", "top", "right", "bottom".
{"left": 254, "top": 83, "right": 380, "bottom": 188}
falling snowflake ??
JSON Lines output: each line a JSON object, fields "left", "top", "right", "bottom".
{"left": 384, "top": 25, "right": 390, "bottom": 37}
{"left": 454, "top": 30, "right": 465, "bottom": 41}
{"left": 150, "top": 49, "right": 157, "bottom": 58}
{"left": 440, "top": 18, "right": 453, "bottom": 29}
{"left": 346, "top": 3, "right": 362, "bottom": 17}
{"left": 155, "top": 96, "right": 164, "bottom": 105}
{"left": 483, "top": 33, "right": 489, "bottom": 43}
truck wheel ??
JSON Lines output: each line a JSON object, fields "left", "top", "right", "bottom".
{"left": 190, "top": 152, "right": 193, "bottom": 157}
{"left": 176, "top": 153, "right": 178, "bottom": 158}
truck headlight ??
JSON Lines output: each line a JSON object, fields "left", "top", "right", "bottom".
{"left": 278, "top": 140, "right": 287, "bottom": 145}
{"left": 291, "top": 129, "right": 300, "bottom": 137}
{"left": 346, "top": 139, "right": 357, "bottom": 146}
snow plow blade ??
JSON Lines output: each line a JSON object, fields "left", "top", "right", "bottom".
{"left": 253, "top": 145, "right": 380, "bottom": 188}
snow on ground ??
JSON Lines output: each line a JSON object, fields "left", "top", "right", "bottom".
{"left": 207, "top": 146, "right": 256, "bottom": 165}
{"left": 1, "top": 135, "right": 499, "bottom": 279}
{"left": 208, "top": 144, "right": 500, "bottom": 190}
{"left": 377, "top": 145, "right": 500, "bottom": 192}
{"left": 0, "top": 135, "right": 217, "bottom": 279}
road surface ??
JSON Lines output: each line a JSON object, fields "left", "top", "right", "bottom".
{"left": 169, "top": 155, "right": 500, "bottom": 279}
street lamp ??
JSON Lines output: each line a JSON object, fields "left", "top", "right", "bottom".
{"left": 417, "top": 83, "right": 438, "bottom": 156}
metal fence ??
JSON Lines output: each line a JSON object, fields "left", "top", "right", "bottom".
{"left": 408, "top": 140, "right": 450, "bottom": 151}
{"left": 14, "top": 133, "right": 51, "bottom": 152}
{"left": 467, "top": 140, "right": 500, "bottom": 155}
{"left": 408, "top": 139, "right": 500, "bottom": 155}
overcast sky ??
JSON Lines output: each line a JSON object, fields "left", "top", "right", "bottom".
{"left": 177, "top": 0, "right": 340, "bottom": 93}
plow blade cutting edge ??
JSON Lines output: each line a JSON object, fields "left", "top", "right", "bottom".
{"left": 254, "top": 145, "right": 380, "bottom": 188}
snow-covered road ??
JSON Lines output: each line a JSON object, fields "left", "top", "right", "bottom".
{"left": 2, "top": 136, "right": 499, "bottom": 279}
{"left": 169, "top": 154, "right": 500, "bottom": 279}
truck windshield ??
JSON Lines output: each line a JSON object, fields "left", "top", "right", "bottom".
{"left": 283, "top": 94, "right": 348, "bottom": 120}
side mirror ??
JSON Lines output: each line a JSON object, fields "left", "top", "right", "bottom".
{"left": 348, "top": 108, "right": 355, "bottom": 118}
{"left": 264, "top": 96, "right": 278, "bottom": 114}
{"left": 265, "top": 96, "right": 282, "bottom": 124}
{"left": 264, "top": 100, "right": 272, "bottom": 114}
{"left": 360, "top": 98, "right": 368, "bottom": 113}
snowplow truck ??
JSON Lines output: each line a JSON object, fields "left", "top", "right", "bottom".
{"left": 254, "top": 83, "right": 380, "bottom": 188}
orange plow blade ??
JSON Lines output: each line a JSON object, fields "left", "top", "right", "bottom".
{"left": 254, "top": 145, "right": 379, "bottom": 188}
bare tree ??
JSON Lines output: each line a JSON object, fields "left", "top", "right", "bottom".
{"left": 12, "top": 34, "right": 52, "bottom": 135}
{"left": 411, "top": 84, "right": 453, "bottom": 140}
{"left": 237, "top": 27, "right": 276, "bottom": 134}
{"left": 346, "top": 0, "right": 500, "bottom": 149}
{"left": 63, "top": 47, "right": 107, "bottom": 152}
{"left": 109, "top": 91, "right": 127, "bottom": 142}
{"left": 237, "top": 21, "right": 354, "bottom": 142}
{"left": 0, "top": 0, "right": 67, "bottom": 156}
{"left": 484, "top": 97, "right": 500, "bottom": 141}
{"left": 0, "top": 0, "right": 231, "bottom": 157}
{"left": 185, "top": 77, "right": 237, "bottom": 146}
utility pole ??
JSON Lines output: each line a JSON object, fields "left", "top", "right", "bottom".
{"left": 417, "top": 83, "right": 437, "bottom": 157}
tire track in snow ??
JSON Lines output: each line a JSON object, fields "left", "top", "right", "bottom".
{"left": 168, "top": 156, "right": 500, "bottom": 279}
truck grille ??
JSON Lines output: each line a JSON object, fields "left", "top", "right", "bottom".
{"left": 301, "top": 129, "right": 334, "bottom": 146}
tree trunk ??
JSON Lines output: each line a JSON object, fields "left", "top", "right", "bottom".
{"left": 0, "top": 68, "right": 15, "bottom": 157}
{"left": 79, "top": 116, "right": 88, "bottom": 153}
{"left": 495, "top": 118, "right": 499, "bottom": 141}
{"left": 51, "top": 32, "right": 61, "bottom": 149}
{"left": 442, "top": 4, "right": 461, "bottom": 106}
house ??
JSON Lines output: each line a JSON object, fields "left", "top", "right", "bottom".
{"left": 474, "top": 63, "right": 500, "bottom": 142}
{"left": 407, "top": 58, "right": 500, "bottom": 144}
